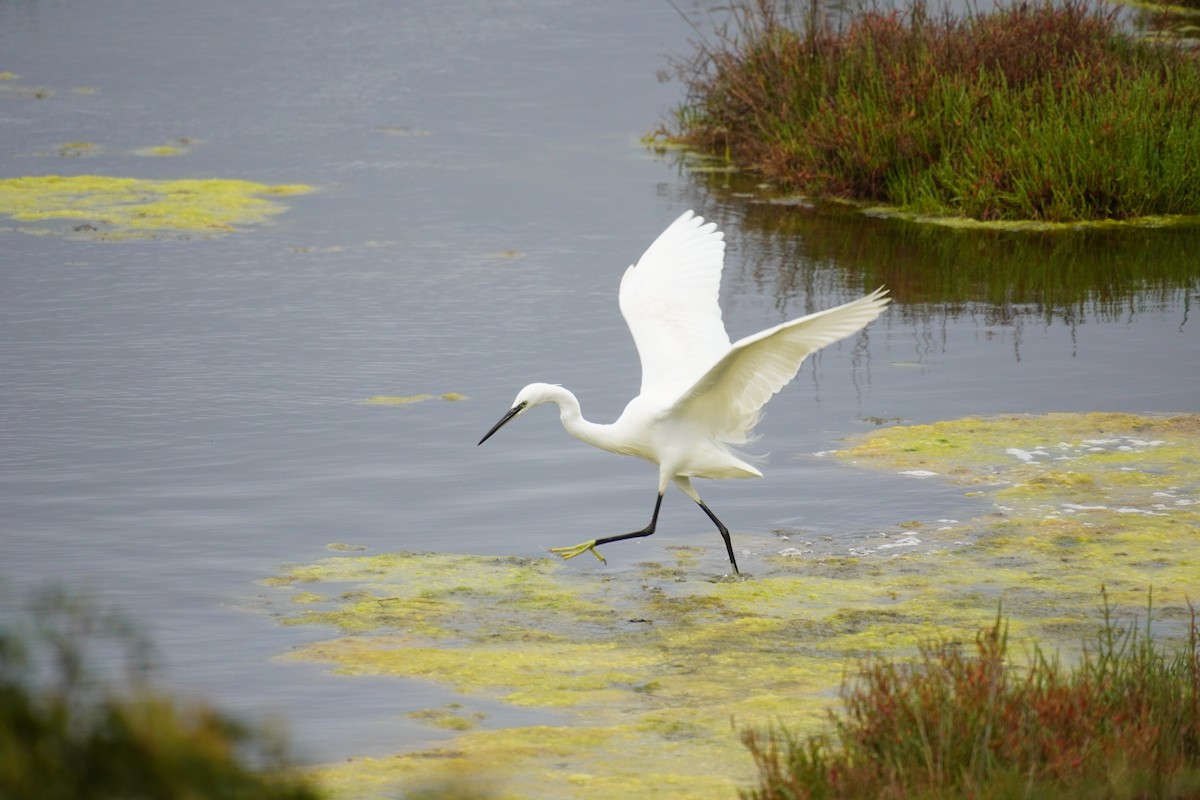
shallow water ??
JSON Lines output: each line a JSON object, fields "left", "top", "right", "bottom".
{"left": 1, "top": 0, "right": 1198, "bottom": 768}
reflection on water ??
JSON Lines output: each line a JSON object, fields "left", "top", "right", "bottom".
{"left": 675, "top": 164, "right": 1199, "bottom": 325}
{"left": 669, "top": 166, "right": 1199, "bottom": 417}
{"left": 733, "top": 199, "right": 1199, "bottom": 321}
{"left": 1120, "top": 0, "right": 1200, "bottom": 43}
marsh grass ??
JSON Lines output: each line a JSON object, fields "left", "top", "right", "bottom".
{"left": 742, "top": 593, "right": 1200, "bottom": 799}
{"left": 669, "top": 0, "right": 1200, "bottom": 222}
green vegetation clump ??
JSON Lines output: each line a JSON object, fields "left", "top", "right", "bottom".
{"left": 0, "top": 586, "right": 320, "bottom": 800}
{"left": 743, "top": 595, "right": 1200, "bottom": 799}
{"left": 668, "top": 0, "right": 1200, "bottom": 222}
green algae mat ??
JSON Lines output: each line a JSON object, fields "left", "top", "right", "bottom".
{"left": 0, "top": 175, "right": 312, "bottom": 239}
{"left": 262, "top": 412, "right": 1198, "bottom": 799}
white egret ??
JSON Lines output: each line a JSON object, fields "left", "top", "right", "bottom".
{"left": 479, "top": 210, "right": 889, "bottom": 573}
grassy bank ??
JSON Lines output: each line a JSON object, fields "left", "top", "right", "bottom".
{"left": 667, "top": 0, "right": 1200, "bottom": 223}
{"left": 742, "top": 595, "right": 1200, "bottom": 799}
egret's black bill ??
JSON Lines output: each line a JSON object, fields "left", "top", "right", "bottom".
{"left": 478, "top": 405, "right": 521, "bottom": 445}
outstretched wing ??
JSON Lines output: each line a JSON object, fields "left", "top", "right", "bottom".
{"left": 672, "top": 287, "right": 890, "bottom": 439}
{"left": 619, "top": 210, "right": 731, "bottom": 400}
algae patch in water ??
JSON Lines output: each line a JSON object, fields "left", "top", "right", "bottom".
{"left": 364, "top": 394, "right": 435, "bottom": 406}
{"left": 131, "top": 138, "right": 198, "bottom": 158}
{"left": 133, "top": 145, "right": 185, "bottom": 157}
{"left": 262, "top": 413, "right": 1198, "bottom": 799}
{"left": 836, "top": 412, "right": 1199, "bottom": 619}
{"left": 265, "top": 553, "right": 839, "bottom": 799}
{"left": 407, "top": 706, "right": 487, "bottom": 731}
{"left": 364, "top": 393, "right": 466, "bottom": 405}
{"left": 0, "top": 175, "right": 314, "bottom": 239}
{"left": 859, "top": 203, "right": 1200, "bottom": 231}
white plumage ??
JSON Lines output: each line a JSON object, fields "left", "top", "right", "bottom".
{"left": 479, "top": 210, "right": 890, "bottom": 573}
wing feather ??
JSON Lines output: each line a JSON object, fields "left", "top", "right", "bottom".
{"left": 673, "top": 287, "right": 890, "bottom": 439}
{"left": 619, "top": 210, "right": 731, "bottom": 399}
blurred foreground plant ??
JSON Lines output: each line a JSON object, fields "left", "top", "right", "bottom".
{"left": 0, "top": 585, "right": 320, "bottom": 800}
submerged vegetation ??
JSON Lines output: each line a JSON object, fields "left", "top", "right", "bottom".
{"left": 0, "top": 586, "right": 319, "bottom": 800}
{"left": 743, "top": 597, "right": 1200, "bottom": 799}
{"left": 666, "top": 0, "right": 1200, "bottom": 223}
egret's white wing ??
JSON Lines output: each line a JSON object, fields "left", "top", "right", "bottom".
{"left": 620, "top": 210, "right": 731, "bottom": 399}
{"left": 673, "top": 288, "right": 890, "bottom": 439}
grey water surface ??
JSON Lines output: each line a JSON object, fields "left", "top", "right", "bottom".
{"left": 2, "top": 0, "right": 1197, "bottom": 764}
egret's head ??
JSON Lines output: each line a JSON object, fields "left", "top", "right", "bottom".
{"left": 477, "top": 383, "right": 560, "bottom": 445}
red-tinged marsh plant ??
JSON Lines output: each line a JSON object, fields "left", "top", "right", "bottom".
{"left": 742, "top": 590, "right": 1200, "bottom": 799}
{"left": 668, "top": 0, "right": 1200, "bottom": 222}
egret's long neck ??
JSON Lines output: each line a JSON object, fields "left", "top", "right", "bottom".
{"left": 545, "top": 386, "right": 623, "bottom": 454}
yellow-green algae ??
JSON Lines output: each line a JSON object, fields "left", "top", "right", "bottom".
{"left": 131, "top": 139, "right": 196, "bottom": 158}
{"left": 0, "top": 175, "right": 313, "bottom": 239}
{"left": 263, "top": 413, "right": 1198, "bottom": 799}
{"left": 365, "top": 394, "right": 435, "bottom": 406}
{"left": 837, "top": 412, "right": 1199, "bottom": 626}
{"left": 133, "top": 145, "right": 185, "bottom": 157}
{"left": 860, "top": 204, "right": 1200, "bottom": 231}
{"left": 364, "top": 393, "right": 466, "bottom": 405}
{"left": 407, "top": 706, "right": 487, "bottom": 731}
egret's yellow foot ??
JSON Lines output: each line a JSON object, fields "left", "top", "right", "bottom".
{"left": 548, "top": 540, "right": 606, "bottom": 564}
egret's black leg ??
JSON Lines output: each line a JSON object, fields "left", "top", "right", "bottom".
{"left": 594, "top": 492, "right": 664, "bottom": 547}
{"left": 696, "top": 500, "right": 739, "bottom": 574}
{"left": 548, "top": 493, "right": 664, "bottom": 564}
